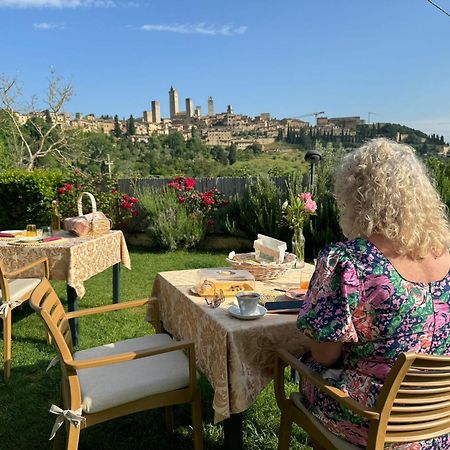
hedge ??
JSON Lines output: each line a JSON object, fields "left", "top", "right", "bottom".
{"left": 0, "top": 169, "right": 66, "bottom": 230}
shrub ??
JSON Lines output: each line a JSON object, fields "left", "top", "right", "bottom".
{"left": 55, "top": 170, "right": 141, "bottom": 231}
{"left": 238, "top": 175, "right": 285, "bottom": 240}
{"left": 139, "top": 187, "right": 206, "bottom": 251}
{"left": 0, "top": 169, "right": 66, "bottom": 229}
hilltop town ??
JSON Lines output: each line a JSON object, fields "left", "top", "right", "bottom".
{"left": 13, "top": 86, "right": 380, "bottom": 150}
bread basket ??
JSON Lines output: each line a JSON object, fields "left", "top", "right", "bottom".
{"left": 226, "top": 252, "right": 297, "bottom": 281}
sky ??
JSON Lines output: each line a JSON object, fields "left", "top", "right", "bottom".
{"left": 1, "top": 0, "right": 450, "bottom": 141}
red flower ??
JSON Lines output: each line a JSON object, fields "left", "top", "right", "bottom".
{"left": 64, "top": 183, "right": 74, "bottom": 191}
{"left": 207, "top": 219, "right": 215, "bottom": 226}
{"left": 58, "top": 187, "right": 65, "bottom": 195}
{"left": 111, "top": 188, "right": 118, "bottom": 194}
{"left": 184, "top": 178, "right": 196, "bottom": 191}
{"left": 130, "top": 197, "right": 139, "bottom": 204}
{"left": 120, "top": 202, "right": 133, "bottom": 209}
{"left": 122, "top": 195, "right": 129, "bottom": 202}
{"left": 178, "top": 196, "right": 186, "bottom": 204}
{"left": 120, "top": 222, "right": 129, "bottom": 230}
{"left": 131, "top": 210, "right": 139, "bottom": 217}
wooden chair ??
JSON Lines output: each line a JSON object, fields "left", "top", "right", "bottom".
{"left": 29, "top": 278, "right": 203, "bottom": 450}
{"left": 1, "top": 257, "right": 49, "bottom": 380}
{"left": 274, "top": 349, "right": 450, "bottom": 450}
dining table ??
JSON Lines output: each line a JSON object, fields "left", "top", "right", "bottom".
{"left": 0, "top": 230, "right": 131, "bottom": 345}
{"left": 146, "top": 264, "right": 315, "bottom": 450}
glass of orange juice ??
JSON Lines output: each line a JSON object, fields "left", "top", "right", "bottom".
{"left": 26, "top": 224, "right": 37, "bottom": 237}
{"left": 299, "top": 270, "right": 310, "bottom": 291}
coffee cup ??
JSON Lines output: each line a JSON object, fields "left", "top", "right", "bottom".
{"left": 236, "top": 291, "right": 260, "bottom": 315}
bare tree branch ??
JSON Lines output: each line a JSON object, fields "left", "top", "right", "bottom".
{"left": 0, "top": 71, "right": 74, "bottom": 170}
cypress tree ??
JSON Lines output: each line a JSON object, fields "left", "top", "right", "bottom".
{"left": 113, "top": 114, "right": 122, "bottom": 137}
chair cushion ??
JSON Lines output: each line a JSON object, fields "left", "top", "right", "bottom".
{"left": 291, "top": 393, "right": 363, "bottom": 450}
{"left": 0, "top": 278, "right": 40, "bottom": 303}
{"left": 74, "top": 334, "right": 191, "bottom": 414}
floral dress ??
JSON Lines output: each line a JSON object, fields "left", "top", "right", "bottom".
{"left": 296, "top": 238, "right": 450, "bottom": 449}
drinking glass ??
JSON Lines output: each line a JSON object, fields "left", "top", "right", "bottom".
{"left": 42, "top": 226, "right": 52, "bottom": 238}
{"left": 26, "top": 224, "right": 37, "bottom": 237}
{"left": 299, "top": 270, "right": 310, "bottom": 291}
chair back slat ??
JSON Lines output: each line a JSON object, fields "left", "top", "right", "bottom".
{"left": 29, "top": 279, "right": 74, "bottom": 359}
{"left": 0, "top": 260, "right": 10, "bottom": 300}
{"left": 372, "top": 353, "right": 450, "bottom": 445}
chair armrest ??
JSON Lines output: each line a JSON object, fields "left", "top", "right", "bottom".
{"left": 65, "top": 298, "right": 150, "bottom": 319}
{"left": 65, "top": 340, "right": 195, "bottom": 370}
{"left": 276, "top": 348, "right": 380, "bottom": 420}
{"left": 5, "top": 257, "right": 49, "bottom": 279}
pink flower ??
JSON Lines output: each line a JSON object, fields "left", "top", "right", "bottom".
{"left": 299, "top": 192, "right": 312, "bottom": 201}
{"left": 304, "top": 199, "right": 317, "bottom": 213}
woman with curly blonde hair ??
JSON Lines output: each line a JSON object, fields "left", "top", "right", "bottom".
{"left": 297, "top": 138, "right": 450, "bottom": 449}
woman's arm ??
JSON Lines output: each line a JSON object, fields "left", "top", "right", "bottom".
{"left": 309, "top": 341, "right": 343, "bottom": 367}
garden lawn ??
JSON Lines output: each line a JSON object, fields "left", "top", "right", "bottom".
{"left": 0, "top": 247, "right": 311, "bottom": 450}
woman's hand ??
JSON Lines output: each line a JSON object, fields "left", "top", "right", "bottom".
{"left": 309, "top": 341, "right": 343, "bottom": 367}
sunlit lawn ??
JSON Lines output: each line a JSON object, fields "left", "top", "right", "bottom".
{"left": 0, "top": 247, "right": 311, "bottom": 449}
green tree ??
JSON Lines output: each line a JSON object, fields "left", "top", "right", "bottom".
{"left": 126, "top": 115, "right": 136, "bottom": 136}
{"left": 113, "top": 114, "right": 122, "bottom": 137}
{"left": 228, "top": 144, "right": 237, "bottom": 165}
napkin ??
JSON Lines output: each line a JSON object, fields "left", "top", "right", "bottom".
{"left": 0, "top": 233, "right": 15, "bottom": 238}
{"left": 42, "top": 236, "right": 61, "bottom": 243}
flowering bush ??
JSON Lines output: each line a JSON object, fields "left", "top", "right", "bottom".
{"left": 167, "top": 176, "right": 228, "bottom": 223}
{"left": 54, "top": 171, "right": 140, "bottom": 231}
{"left": 282, "top": 190, "right": 317, "bottom": 230}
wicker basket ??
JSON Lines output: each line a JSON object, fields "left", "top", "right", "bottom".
{"left": 226, "top": 252, "right": 297, "bottom": 281}
{"left": 78, "top": 192, "right": 111, "bottom": 235}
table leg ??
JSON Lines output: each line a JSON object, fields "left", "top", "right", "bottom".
{"left": 113, "top": 263, "right": 121, "bottom": 304}
{"left": 224, "top": 412, "right": 243, "bottom": 450}
{"left": 67, "top": 285, "right": 79, "bottom": 346}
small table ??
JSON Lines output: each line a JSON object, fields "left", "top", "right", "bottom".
{"left": 0, "top": 230, "right": 131, "bottom": 344}
{"left": 146, "top": 265, "right": 314, "bottom": 449}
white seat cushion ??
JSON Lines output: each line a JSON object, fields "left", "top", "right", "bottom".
{"left": 291, "top": 393, "right": 363, "bottom": 450}
{"left": 74, "top": 334, "right": 190, "bottom": 414}
{"left": 0, "top": 278, "right": 40, "bottom": 303}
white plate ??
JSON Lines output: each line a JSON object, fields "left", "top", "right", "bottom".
{"left": 285, "top": 289, "right": 306, "bottom": 300}
{"left": 1, "top": 230, "right": 24, "bottom": 234}
{"left": 16, "top": 236, "right": 42, "bottom": 242}
{"left": 228, "top": 304, "right": 267, "bottom": 320}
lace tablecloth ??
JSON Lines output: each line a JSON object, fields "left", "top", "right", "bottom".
{"left": 0, "top": 230, "right": 131, "bottom": 298}
{"left": 146, "top": 265, "right": 314, "bottom": 423}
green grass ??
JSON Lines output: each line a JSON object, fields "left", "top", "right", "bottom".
{"left": 0, "top": 248, "right": 311, "bottom": 449}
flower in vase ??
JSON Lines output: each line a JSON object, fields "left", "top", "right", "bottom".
{"left": 282, "top": 191, "right": 317, "bottom": 230}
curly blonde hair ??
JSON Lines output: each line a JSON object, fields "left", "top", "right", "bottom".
{"left": 334, "top": 138, "right": 450, "bottom": 258}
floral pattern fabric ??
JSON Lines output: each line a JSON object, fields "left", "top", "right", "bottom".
{"left": 297, "top": 238, "right": 450, "bottom": 449}
{"left": 0, "top": 230, "right": 131, "bottom": 298}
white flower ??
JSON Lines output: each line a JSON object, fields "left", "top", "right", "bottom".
{"left": 281, "top": 200, "right": 288, "bottom": 210}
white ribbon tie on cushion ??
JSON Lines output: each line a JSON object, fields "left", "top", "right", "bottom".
{"left": 0, "top": 299, "right": 22, "bottom": 317}
{"left": 49, "top": 404, "right": 85, "bottom": 440}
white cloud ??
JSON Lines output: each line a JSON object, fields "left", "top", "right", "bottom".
{"left": 0, "top": 0, "right": 115, "bottom": 8}
{"left": 33, "top": 21, "right": 64, "bottom": 29}
{"left": 140, "top": 23, "right": 247, "bottom": 36}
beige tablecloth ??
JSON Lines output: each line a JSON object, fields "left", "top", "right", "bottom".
{"left": 0, "top": 230, "right": 131, "bottom": 298}
{"left": 146, "top": 265, "right": 314, "bottom": 423}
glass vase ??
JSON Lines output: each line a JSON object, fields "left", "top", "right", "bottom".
{"left": 291, "top": 227, "right": 305, "bottom": 268}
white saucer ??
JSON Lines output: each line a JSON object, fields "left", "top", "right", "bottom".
{"left": 228, "top": 304, "right": 267, "bottom": 320}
